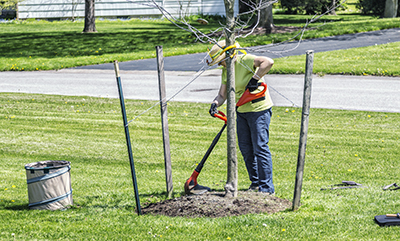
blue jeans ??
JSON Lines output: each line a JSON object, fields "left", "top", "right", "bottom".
{"left": 237, "top": 108, "right": 274, "bottom": 193}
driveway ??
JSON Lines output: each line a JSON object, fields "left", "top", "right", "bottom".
{"left": 73, "top": 28, "right": 400, "bottom": 71}
{"left": 2, "top": 68, "right": 400, "bottom": 113}
{"left": 1, "top": 28, "right": 400, "bottom": 113}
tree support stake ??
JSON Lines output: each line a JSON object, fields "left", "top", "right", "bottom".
{"left": 114, "top": 60, "right": 142, "bottom": 215}
{"left": 156, "top": 46, "right": 173, "bottom": 199}
{"left": 293, "top": 50, "right": 314, "bottom": 211}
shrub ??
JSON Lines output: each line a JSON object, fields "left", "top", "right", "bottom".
{"left": 356, "top": 0, "right": 385, "bottom": 16}
{"left": 280, "top": 0, "right": 336, "bottom": 14}
{"left": 357, "top": 0, "right": 400, "bottom": 17}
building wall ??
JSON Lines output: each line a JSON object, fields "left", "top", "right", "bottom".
{"left": 18, "top": 0, "right": 238, "bottom": 20}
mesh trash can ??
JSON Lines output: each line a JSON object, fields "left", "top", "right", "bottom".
{"left": 25, "top": 160, "right": 73, "bottom": 210}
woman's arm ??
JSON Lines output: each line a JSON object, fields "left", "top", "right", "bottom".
{"left": 253, "top": 56, "right": 274, "bottom": 80}
{"left": 212, "top": 83, "right": 227, "bottom": 107}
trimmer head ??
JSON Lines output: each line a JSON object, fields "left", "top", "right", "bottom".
{"left": 184, "top": 178, "right": 211, "bottom": 195}
{"left": 184, "top": 171, "right": 211, "bottom": 195}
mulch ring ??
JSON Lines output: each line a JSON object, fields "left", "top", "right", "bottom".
{"left": 142, "top": 191, "right": 292, "bottom": 218}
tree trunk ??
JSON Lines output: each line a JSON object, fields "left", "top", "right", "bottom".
{"left": 83, "top": 0, "right": 97, "bottom": 33}
{"left": 223, "top": 0, "right": 238, "bottom": 198}
{"left": 331, "top": 0, "right": 337, "bottom": 15}
{"left": 384, "top": 0, "right": 398, "bottom": 18}
{"left": 259, "top": 4, "right": 273, "bottom": 34}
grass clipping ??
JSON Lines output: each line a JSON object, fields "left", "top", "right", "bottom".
{"left": 143, "top": 191, "right": 292, "bottom": 218}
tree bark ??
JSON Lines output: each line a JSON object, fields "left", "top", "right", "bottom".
{"left": 384, "top": 0, "right": 398, "bottom": 18}
{"left": 330, "top": 0, "right": 336, "bottom": 16}
{"left": 223, "top": 0, "right": 238, "bottom": 198}
{"left": 259, "top": 4, "right": 274, "bottom": 34}
{"left": 83, "top": 0, "right": 97, "bottom": 33}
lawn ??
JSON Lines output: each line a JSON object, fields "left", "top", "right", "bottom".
{"left": 1, "top": 2, "right": 400, "bottom": 239}
{"left": 272, "top": 42, "right": 400, "bottom": 76}
{"left": 1, "top": 93, "right": 399, "bottom": 240}
{"left": 0, "top": 11, "right": 399, "bottom": 75}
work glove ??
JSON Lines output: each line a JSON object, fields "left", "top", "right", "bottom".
{"left": 246, "top": 77, "right": 259, "bottom": 92}
{"left": 209, "top": 103, "right": 218, "bottom": 117}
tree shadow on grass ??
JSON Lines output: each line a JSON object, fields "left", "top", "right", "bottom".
{"left": 0, "top": 29, "right": 197, "bottom": 59}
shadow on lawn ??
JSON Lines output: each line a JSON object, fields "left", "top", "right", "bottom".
{"left": 0, "top": 29, "right": 196, "bottom": 59}
{"left": 3, "top": 203, "right": 30, "bottom": 211}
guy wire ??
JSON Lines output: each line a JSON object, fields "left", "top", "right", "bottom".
{"left": 126, "top": 65, "right": 209, "bottom": 126}
{"left": 127, "top": 50, "right": 300, "bottom": 126}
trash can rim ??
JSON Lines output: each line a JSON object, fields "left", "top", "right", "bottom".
{"left": 25, "top": 160, "right": 70, "bottom": 170}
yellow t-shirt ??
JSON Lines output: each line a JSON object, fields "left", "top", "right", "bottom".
{"left": 221, "top": 54, "right": 273, "bottom": 113}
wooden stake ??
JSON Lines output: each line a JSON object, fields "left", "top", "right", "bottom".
{"left": 293, "top": 50, "right": 314, "bottom": 211}
{"left": 156, "top": 46, "right": 173, "bottom": 199}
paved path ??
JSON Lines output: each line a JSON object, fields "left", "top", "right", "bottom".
{"left": 2, "top": 29, "right": 400, "bottom": 113}
{"left": 74, "top": 28, "right": 400, "bottom": 71}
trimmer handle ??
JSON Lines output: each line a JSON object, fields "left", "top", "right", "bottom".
{"left": 213, "top": 111, "right": 227, "bottom": 124}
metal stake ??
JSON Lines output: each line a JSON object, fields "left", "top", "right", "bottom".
{"left": 114, "top": 60, "right": 142, "bottom": 215}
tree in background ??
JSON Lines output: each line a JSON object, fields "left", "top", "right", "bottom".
{"left": 384, "top": 0, "right": 398, "bottom": 17}
{"left": 280, "top": 0, "right": 337, "bottom": 14}
{"left": 0, "top": 0, "right": 19, "bottom": 10}
{"left": 83, "top": 0, "right": 97, "bottom": 33}
{"left": 0, "top": 0, "right": 20, "bottom": 18}
{"left": 259, "top": 3, "right": 274, "bottom": 33}
{"left": 239, "top": 0, "right": 274, "bottom": 34}
{"left": 72, "top": 0, "right": 84, "bottom": 22}
{"left": 357, "top": 0, "right": 398, "bottom": 17}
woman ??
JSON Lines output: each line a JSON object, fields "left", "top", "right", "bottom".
{"left": 207, "top": 40, "right": 275, "bottom": 194}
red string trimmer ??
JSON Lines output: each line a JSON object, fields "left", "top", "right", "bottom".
{"left": 184, "top": 111, "right": 227, "bottom": 195}
{"left": 236, "top": 82, "right": 267, "bottom": 108}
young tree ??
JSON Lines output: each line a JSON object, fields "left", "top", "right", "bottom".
{"left": 126, "top": 0, "right": 345, "bottom": 199}
{"left": 83, "top": 0, "right": 97, "bottom": 33}
{"left": 223, "top": 0, "right": 238, "bottom": 198}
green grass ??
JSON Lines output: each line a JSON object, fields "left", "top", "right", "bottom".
{"left": 272, "top": 42, "right": 400, "bottom": 76}
{"left": 1, "top": 93, "right": 399, "bottom": 240}
{"left": 0, "top": 13, "right": 399, "bottom": 75}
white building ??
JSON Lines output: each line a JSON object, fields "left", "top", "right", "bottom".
{"left": 18, "top": 0, "right": 238, "bottom": 20}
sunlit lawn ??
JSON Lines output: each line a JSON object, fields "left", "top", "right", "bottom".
{"left": 1, "top": 93, "right": 399, "bottom": 240}
{"left": 0, "top": 12, "right": 399, "bottom": 75}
